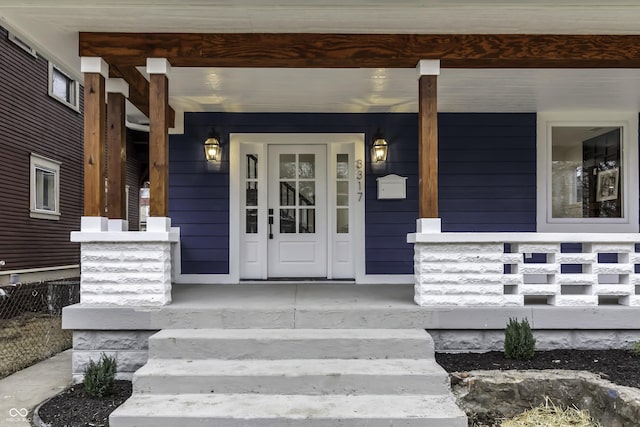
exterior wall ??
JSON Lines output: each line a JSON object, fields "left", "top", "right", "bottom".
{"left": 69, "top": 327, "right": 640, "bottom": 380}
{"left": 170, "top": 112, "right": 536, "bottom": 276}
{"left": 431, "top": 329, "right": 640, "bottom": 352}
{"left": 72, "top": 330, "right": 156, "bottom": 381}
{"left": 439, "top": 113, "right": 536, "bottom": 232}
{"left": 0, "top": 26, "right": 83, "bottom": 272}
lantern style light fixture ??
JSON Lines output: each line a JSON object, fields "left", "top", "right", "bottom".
{"left": 371, "top": 128, "right": 388, "bottom": 162}
{"left": 204, "top": 128, "right": 221, "bottom": 162}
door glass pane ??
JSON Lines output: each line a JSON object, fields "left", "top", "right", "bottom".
{"left": 551, "top": 126, "right": 622, "bottom": 218}
{"left": 246, "top": 182, "right": 258, "bottom": 206}
{"left": 280, "top": 209, "right": 296, "bottom": 233}
{"left": 298, "top": 154, "right": 315, "bottom": 178}
{"left": 299, "top": 182, "right": 315, "bottom": 206}
{"left": 337, "top": 208, "right": 349, "bottom": 233}
{"left": 246, "top": 209, "right": 258, "bottom": 233}
{"left": 246, "top": 154, "right": 258, "bottom": 179}
{"left": 336, "top": 154, "right": 349, "bottom": 179}
{"left": 279, "top": 154, "right": 296, "bottom": 179}
{"left": 280, "top": 181, "right": 296, "bottom": 206}
{"left": 299, "top": 208, "right": 315, "bottom": 233}
{"left": 336, "top": 181, "right": 349, "bottom": 206}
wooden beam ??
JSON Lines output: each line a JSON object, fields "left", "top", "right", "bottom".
{"left": 107, "top": 91, "right": 127, "bottom": 219}
{"left": 83, "top": 73, "right": 106, "bottom": 217}
{"left": 80, "top": 33, "right": 640, "bottom": 68}
{"left": 109, "top": 64, "right": 175, "bottom": 128}
{"left": 418, "top": 74, "right": 438, "bottom": 218}
{"left": 148, "top": 73, "right": 169, "bottom": 217}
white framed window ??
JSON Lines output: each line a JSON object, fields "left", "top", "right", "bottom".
{"left": 536, "top": 112, "right": 639, "bottom": 232}
{"left": 48, "top": 62, "right": 79, "bottom": 111}
{"left": 30, "top": 154, "right": 61, "bottom": 220}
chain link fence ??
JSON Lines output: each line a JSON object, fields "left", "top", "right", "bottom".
{"left": 0, "top": 279, "right": 80, "bottom": 379}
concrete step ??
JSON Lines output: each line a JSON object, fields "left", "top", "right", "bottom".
{"left": 133, "top": 358, "right": 450, "bottom": 395}
{"left": 109, "top": 393, "right": 467, "bottom": 427}
{"left": 149, "top": 329, "right": 435, "bottom": 360}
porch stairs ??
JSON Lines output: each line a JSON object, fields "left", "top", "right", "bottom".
{"left": 109, "top": 329, "right": 467, "bottom": 426}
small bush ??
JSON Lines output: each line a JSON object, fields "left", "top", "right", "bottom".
{"left": 504, "top": 317, "right": 536, "bottom": 361}
{"left": 83, "top": 353, "right": 117, "bottom": 398}
{"left": 631, "top": 341, "right": 640, "bottom": 357}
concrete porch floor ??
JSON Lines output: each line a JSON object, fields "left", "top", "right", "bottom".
{"left": 63, "top": 283, "right": 640, "bottom": 331}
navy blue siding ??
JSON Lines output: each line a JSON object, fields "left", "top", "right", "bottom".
{"left": 439, "top": 113, "right": 537, "bottom": 232}
{"left": 170, "top": 112, "right": 537, "bottom": 275}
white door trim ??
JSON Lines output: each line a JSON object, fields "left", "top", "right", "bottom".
{"left": 231, "top": 133, "right": 365, "bottom": 282}
{"left": 173, "top": 132, "right": 413, "bottom": 285}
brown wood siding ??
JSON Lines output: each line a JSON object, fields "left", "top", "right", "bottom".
{"left": 0, "top": 26, "right": 83, "bottom": 271}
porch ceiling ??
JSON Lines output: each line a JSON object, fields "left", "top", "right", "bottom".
{"left": 3, "top": 1, "right": 640, "bottom": 125}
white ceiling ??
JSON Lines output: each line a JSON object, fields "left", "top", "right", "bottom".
{"left": 3, "top": 1, "right": 640, "bottom": 129}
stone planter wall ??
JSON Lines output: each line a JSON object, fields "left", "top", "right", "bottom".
{"left": 451, "top": 370, "right": 640, "bottom": 426}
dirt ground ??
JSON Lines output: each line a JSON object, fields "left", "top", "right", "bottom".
{"left": 0, "top": 312, "right": 71, "bottom": 379}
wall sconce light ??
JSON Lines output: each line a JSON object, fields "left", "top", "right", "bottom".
{"left": 204, "top": 128, "right": 221, "bottom": 162}
{"left": 371, "top": 128, "right": 388, "bottom": 162}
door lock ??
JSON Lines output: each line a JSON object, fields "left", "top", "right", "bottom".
{"left": 268, "top": 209, "right": 274, "bottom": 239}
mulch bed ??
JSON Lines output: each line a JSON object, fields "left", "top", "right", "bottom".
{"left": 436, "top": 349, "right": 640, "bottom": 389}
{"left": 36, "top": 350, "right": 640, "bottom": 427}
{"left": 36, "top": 381, "right": 131, "bottom": 427}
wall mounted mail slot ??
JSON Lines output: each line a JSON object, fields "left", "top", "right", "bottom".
{"left": 377, "top": 174, "right": 407, "bottom": 199}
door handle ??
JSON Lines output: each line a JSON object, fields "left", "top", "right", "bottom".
{"left": 268, "top": 209, "right": 274, "bottom": 239}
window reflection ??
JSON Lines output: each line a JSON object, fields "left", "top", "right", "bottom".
{"left": 552, "top": 127, "right": 622, "bottom": 218}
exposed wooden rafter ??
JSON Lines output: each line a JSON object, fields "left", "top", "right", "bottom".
{"left": 80, "top": 33, "right": 640, "bottom": 68}
{"left": 109, "top": 64, "right": 175, "bottom": 128}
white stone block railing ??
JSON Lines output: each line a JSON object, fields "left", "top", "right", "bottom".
{"left": 407, "top": 232, "right": 640, "bottom": 307}
{"left": 71, "top": 217, "right": 180, "bottom": 306}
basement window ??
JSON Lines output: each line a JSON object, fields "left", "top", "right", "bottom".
{"left": 48, "top": 62, "right": 79, "bottom": 111}
{"left": 30, "top": 154, "right": 61, "bottom": 220}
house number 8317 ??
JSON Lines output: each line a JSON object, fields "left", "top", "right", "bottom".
{"left": 356, "top": 159, "right": 363, "bottom": 201}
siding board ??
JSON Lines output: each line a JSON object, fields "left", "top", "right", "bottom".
{"left": 171, "top": 112, "right": 536, "bottom": 276}
{"left": 0, "top": 26, "right": 84, "bottom": 270}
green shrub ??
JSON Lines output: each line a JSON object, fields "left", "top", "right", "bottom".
{"left": 631, "top": 341, "right": 640, "bottom": 357}
{"left": 504, "top": 317, "right": 536, "bottom": 361}
{"left": 83, "top": 353, "right": 117, "bottom": 398}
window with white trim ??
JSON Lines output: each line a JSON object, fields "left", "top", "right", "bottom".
{"left": 48, "top": 62, "right": 79, "bottom": 111}
{"left": 30, "top": 154, "right": 61, "bottom": 220}
{"left": 536, "top": 112, "right": 639, "bottom": 232}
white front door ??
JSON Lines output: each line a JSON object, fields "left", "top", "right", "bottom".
{"left": 234, "top": 133, "right": 364, "bottom": 282}
{"left": 267, "top": 145, "right": 327, "bottom": 277}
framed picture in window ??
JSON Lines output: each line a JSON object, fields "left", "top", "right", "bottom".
{"left": 596, "top": 168, "right": 619, "bottom": 202}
